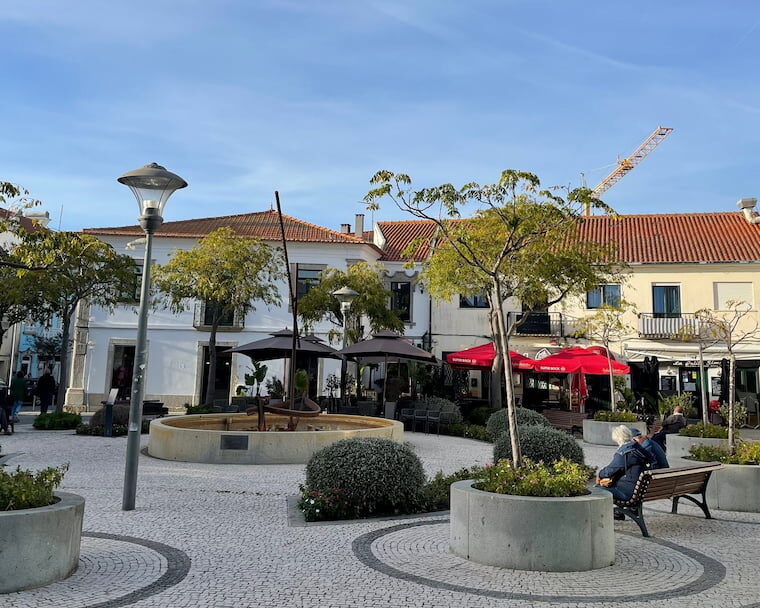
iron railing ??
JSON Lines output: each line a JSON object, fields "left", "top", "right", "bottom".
{"left": 507, "top": 312, "right": 572, "bottom": 337}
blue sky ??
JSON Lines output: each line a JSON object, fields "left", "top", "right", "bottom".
{"left": 1, "top": 1, "right": 759, "bottom": 232}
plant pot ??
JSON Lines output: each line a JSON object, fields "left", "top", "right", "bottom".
{"left": 704, "top": 463, "right": 760, "bottom": 513}
{"left": 582, "top": 419, "right": 647, "bottom": 445}
{"left": 449, "top": 480, "right": 615, "bottom": 572}
{"left": 668, "top": 435, "right": 728, "bottom": 458}
{"left": 0, "top": 491, "right": 85, "bottom": 593}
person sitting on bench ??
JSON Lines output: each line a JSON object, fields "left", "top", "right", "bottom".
{"left": 595, "top": 425, "right": 655, "bottom": 519}
{"left": 631, "top": 427, "right": 669, "bottom": 469}
{"left": 651, "top": 405, "right": 687, "bottom": 450}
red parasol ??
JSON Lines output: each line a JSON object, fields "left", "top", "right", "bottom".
{"left": 532, "top": 347, "right": 629, "bottom": 375}
{"left": 445, "top": 343, "right": 535, "bottom": 370}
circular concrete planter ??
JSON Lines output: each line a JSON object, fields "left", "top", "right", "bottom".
{"left": 668, "top": 435, "right": 728, "bottom": 458}
{"left": 0, "top": 491, "right": 84, "bottom": 593}
{"left": 449, "top": 480, "right": 615, "bottom": 572}
{"left": 583, "top": 419, "right": 647, "bottom": 445}
{"left": 704, "top": 463, "right": 760, "bottom": 513}
{"left": 149, "top": 413, "right": 403, "bottom": 464}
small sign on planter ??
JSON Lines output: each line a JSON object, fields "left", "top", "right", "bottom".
{"left": 220, "top": 435, "right": 249, "bottom": 450}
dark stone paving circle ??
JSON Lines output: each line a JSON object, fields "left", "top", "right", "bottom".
{"left": 6, "top": 532, "right": 190, "bottom": 608}
{"left": 352, "top": 518, "right": 726, "bottom": 603}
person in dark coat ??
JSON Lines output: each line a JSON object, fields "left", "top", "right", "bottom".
{"left": 9, "top": 370, "right": 26, "bottom": 422}
{"left": 596, "top": 425, "right": 655, "bottom": 501}
{"left": 37, "top": 369, "right": 56, "bottom": 415}
{"left": 651, "top": 405, "right": 688, "bottom": 450}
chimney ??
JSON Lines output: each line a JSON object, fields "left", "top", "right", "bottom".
{"left": 340, "top": 223, "right": 351, "bottom": 234}
{"left": 355, "top": 213, "right": 365, "bottom": 237}
{"left": 737, "top": 198, "right": 760, "bottom": 225}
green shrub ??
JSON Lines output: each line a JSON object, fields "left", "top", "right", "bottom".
{"left": 90, "top": 404, "right": 132, "bottom": 426}
{"left": 0, "top": 465, "right": 67, "bottom": 510}
{"left": 298, "top": 486, "right": 354, "bottom": 521}
{"left": 303, "top": 437, "right": 425, "bottom": 520}
{"left": 679, "top": 422, "right": 729, "bottom": 439}
{"left": 659, "top": 393, "right": 694, "bottom": 418}
{"left": 76, "top": 420, "right": 150, "bottom": 436}
{"left": 466, "top": 406, "right": 496, "bottom": 426}
{"left": 690, "top": 441, "right": 760, "bottom": 465}
{"left": 593, "top": 410, "right": 638, "bottom": 423}
{"left": 440, "top": 423, "right": 490, "bottom": 442}
{"left": 421, "top": 467, "right": 483, "bottom": 511}
{"left": 33, "top": 411, "right": 82, "bottom": 430}
{"left": 184, "top": 404, "right": 214, "bottom": 415}
{"left": 493, "top": 424, "right": 585, "bottom": 465}
{"left": 474, "top": 458, "right": 588, "bottom": 497}
{"left": 486, "top": 407, "right": 550, "bottom": 439}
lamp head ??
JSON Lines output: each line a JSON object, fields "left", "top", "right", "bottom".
{"left": 117, "top": 162, "right": 187, "bottom": 219}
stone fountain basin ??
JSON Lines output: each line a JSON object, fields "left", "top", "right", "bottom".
{"left": 148, "top": 413, "right": 403, "bottom": 464}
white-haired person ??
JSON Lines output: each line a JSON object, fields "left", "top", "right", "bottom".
{"left": 595, "top": 425, "right": 655, "bottom": 509}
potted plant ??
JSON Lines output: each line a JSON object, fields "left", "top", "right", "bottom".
{"left": 689, "top": 441, "right": 760, "bottom": 512}
{"left": 0, "top": 465, "right": 84, "bottom": 592}
{"left": 583, "top": 410, "right": 647, "bottom": 445}
{"left": 668, "top": 421, "right": 731, "bottom": 458}
{"left": 449, "top": 459, "right": 615, "bottom": 572}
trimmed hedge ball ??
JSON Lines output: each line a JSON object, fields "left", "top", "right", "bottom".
{"left": 486, "top": 407, "right": 550, "bottom": 440}
{"left": 493, "top": 424, "right": 585, "bottom": 465}
{"left": 305, "top": 437, "right": 426, "bottom": 516}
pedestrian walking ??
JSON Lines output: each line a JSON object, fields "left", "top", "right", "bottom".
{"left": 37, "top": 369, "right": 56, "bottom": 415}
{"left": 10, "top": 370, "right": 26, "bottom": 422}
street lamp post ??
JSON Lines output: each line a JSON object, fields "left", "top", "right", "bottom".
{"left": 332, "top": 286, "right": 359, "bottom": 403}
{"left": 117, "top": 163, "right": 187, "bottom": 511}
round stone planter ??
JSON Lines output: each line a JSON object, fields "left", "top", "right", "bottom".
{"left": 705, "top": 463, "right": 760, "bottom": 513}
{"left": 583, "top": 419, "right": 648, "bottom": 445}
{"left": 0, "top": 491, "right": 84, "bottom": 593}
{"left": 449, "top": 480, "right": 615, "bottom": 572}
{"left": 668, "top": 435, "right": 728, "bottom": 459}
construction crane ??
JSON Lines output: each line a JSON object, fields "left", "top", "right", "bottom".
{"left": 592, "top": 126, "right": 673, "bottom": 197}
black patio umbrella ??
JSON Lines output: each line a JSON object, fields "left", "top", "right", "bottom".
{"left": 338, "top": 331, "right": 438, "bottom": 406}
{"left": 227, "top": 329, "right": 341, "bottom": 361}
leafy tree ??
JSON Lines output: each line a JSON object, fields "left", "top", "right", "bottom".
{"left": 366, "top": 169, "right": 620, "bottom": 465}
{"left": 297, "top": 262, "right": 404, "bottom": 344}
{"left": 14, "top": 231, "right": 138, "bottom": 409}
{"left": 152, "top": 227, "right": 283, "bottom": 405}
{"left": 573, "top": 300, "right": 636, "bottom": 411}
{"left": 0, "top": 261, "right": 45, "bottom": 366}
{"left": 694, "top": 300, "right": 760, "bottom": 450}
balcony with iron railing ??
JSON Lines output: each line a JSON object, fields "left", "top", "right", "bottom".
{"left": 507, "top": 312, "right": 575, "bottom": 337}
{"left": 638, "top": 313, "right": 699, "bottom": 339}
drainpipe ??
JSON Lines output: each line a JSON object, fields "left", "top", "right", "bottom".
{"left": 737, "top": 198, "right": 760, "bottom": 223}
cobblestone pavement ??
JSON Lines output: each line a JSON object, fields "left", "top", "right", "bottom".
{"left": 1, "top": 418, "right": 759, "bottom": 607}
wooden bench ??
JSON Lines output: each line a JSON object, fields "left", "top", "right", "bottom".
{"left": 542, "top": 409, "right": 588, "bottom": 435}
{"left": 614, "top": 462, "right": 722, "bottom": 537}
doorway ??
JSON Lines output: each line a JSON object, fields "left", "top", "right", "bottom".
{"left": 111, "top": 345, "right": 135, "bottom": 400}
{"left": 200, "top": 346, "right": 232, "bottom": 403}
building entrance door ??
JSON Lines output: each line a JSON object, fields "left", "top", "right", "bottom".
{"left": 200, "top": 347, "right": 232, "bottom": 404}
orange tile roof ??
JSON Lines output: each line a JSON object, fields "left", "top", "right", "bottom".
{"left": 378, "top": 212, "right": 760, "bottom": 264}
{"left": 83, "top": 209, "right": 367, "bottom": 245}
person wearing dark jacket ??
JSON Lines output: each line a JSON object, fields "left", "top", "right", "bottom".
{"left": 651, "top": 406, "right": 687, "bottom": 450}
{"left": 37, "top": 369, "right": 56, "bottom": 415}
{"left": 596, "top": 425, "right": 656, "bottom": 501}
{"left": 631, "top": 427, "right": 669, "bottom": 469}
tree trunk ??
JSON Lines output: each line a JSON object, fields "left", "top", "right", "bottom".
{"left": 728, "top": 354, "right": 737, "bottom": 450}
{"left": 488, "top": 306, "right": 503, "bottom": 409}
{"left": 606, "top": 344, "right": 616, "bottom": 411}
{"left": 204, "top": 316, "right": 221, "bottom": 406}
{"left": 492, "top": 284, "right": 521, "bottom": 466}
{"left": 56, "top": 311, "right": 72, "bottom": 411}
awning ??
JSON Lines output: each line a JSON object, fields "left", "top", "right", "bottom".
{"left": 531, "top": 347, "right": 629, "bottom": 376}
{"left": 445, "top": 342, "right": 535, "bottom": 370}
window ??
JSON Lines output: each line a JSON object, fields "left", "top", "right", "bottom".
{"left": 714, "top": 282, "right": 753, "bottom": 309}
{"left": 459, "top": 293, "right": 489, "bottom": 308}
{"left": 296, "top": 267, "right": 322, "bottom": 301}
{"left": 203, "top": 302, "right": 235, "bottom": 327}
{"left": 586, "top": 284, "right": 621, "bottom": 309}
{"left": 390, "top": 282, "right": 411, "bottom": 321}
{"left": 652, "top": 285, "right": 681, "bottom": 318}
{"left": 119, "top": 261, "right": 143, "bottom": 304}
